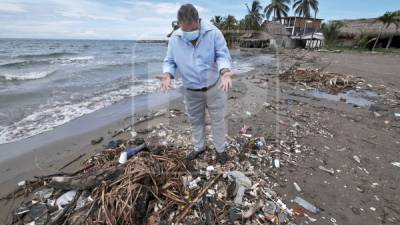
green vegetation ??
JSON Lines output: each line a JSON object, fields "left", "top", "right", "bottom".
{"left": 321, "top": 21, "right": 344, "bottom": 50}
{"left": 264, "top": 0, "right": 290, "bottom": 21}
{"left": 372, "top": 11, "right": 400, "bottom": 51}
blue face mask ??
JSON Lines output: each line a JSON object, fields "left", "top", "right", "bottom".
{"left": 182, "top": 30, "right": 200, "bottom": 41}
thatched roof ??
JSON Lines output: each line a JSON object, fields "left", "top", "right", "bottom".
{"left": 333, "top": 18, "right": 400, "bottom": 37}
{"left": 240, "top": 31, "right": 273, "bottom": 40}
{"left": 262, "top": 21, "right": 291, "bottom": 36}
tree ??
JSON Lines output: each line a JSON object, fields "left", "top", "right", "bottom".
{"left": 245, "top": 0, "right": 264, "bottom": 31}
{"left": 211, "top": 16, "right": 223, "bottom": 29}
{"left": 264, "top": 0, "right": 290, "bottom": 22}
{"left": 354, "top": 32, "right": 375, "bottom": 50}
{"left": 222, "top": 15, "right": 238, "bottom": 31}
{"left": 386, "top": 11, "right": 400, "bottom": 49}
{"left": 372, "top": 11, "right": 397, "bottom": 51}
{"left": 293, "top": 0, "right": 319, "bottom": 37}
{"left": 321, "top": 21, "right": 344, "bottom": 49}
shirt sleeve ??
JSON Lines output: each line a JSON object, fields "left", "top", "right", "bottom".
{"left": 162, "top": 38, "right": 177, "bottom": 78}
{"left": 214, "top": 29, "right": 232, "bottom": 73}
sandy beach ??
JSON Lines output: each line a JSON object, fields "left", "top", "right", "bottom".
{"left": 1, "top": 49, "right": 400, "bottom": 224}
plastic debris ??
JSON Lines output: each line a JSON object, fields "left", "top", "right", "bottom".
{"left": 318, "top": 165, "right": 335, "bottom": 175}
{"left": 189, "top": 177, "right": 202, "bottom": 190}
{"left": 293, "top": 182, "right": 302, "bottom": 192}
{"left": 33, "top": 188, "right": 53, "bottom": 202}
{"left": 56, "top": 190, "right": 77, "bottom": 209}
{"left": 353, "top": 155, "right": 361, "bottom": 164}
{"left": 274, "top": 159, "right": 280, "bottom": 168}
{"left": 118, "top": 143, "right": 146, "bottom": 164}
{"left": 17, "top": 180, "right": 26, "bottom": 187}
{"left": 226, "top": 171, "right": 252, "bottom": 205}
{"left": 294, "top": 196, "right": 320, "bottom": 214}
{"left": 391, "top": 162, "right": 400, "bottom": 168}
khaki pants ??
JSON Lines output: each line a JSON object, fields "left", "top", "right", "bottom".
{"left": 183, "top": 79, "right": 227, "bottom": 153}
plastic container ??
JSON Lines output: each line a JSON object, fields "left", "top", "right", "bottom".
{"left": 294, "top": 196, "right": 320, "bottom": 214}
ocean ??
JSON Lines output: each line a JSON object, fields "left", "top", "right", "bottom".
{"left": 0, "top": 39, "right": 270, "bottom": 144}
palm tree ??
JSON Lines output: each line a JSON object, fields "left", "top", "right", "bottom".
{"left": 386, "top": 11, "right": 400, "bottom": 49}
{"left": 222, "top": 15, "right": 238, "bottom": 31}
{"left": 321, "top": 21, "right": 344, "bottom": 49}
{"left": 211, "top": 16, "right": 223, "bottom": 29}
{"left": 264, "top": 0, "right": 290, "bottom": 22}
{"left": 245, "top": 0, "right": 264, "bottom": 31}
{"left": 373, "top": 11, "right": 398, "bottom": 51}
{"left": 293, "top": 0, "right": 319, "bottom": 36}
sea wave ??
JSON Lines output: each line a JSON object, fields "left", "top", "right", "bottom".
{"left": 0, "top": 78, "right": 180, "bottom": 144}
{"left": 0, "top": 70, "right": 56, "bottom": 81}
{"left": 0, "top": 56, "right": 95, "bottom": 68}
{"left": 15, "top": 52, "right": 77, "bottom": 59}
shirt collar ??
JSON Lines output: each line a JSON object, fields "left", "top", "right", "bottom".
{"left": 173, "top": 20, "right": 215, "bottom": 37}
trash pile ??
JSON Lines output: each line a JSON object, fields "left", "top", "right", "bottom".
{"left": 2, "top": 123, "right": 320, "bottom": 225}
{"left": 280, "top": 67, "right": 365, "bottom": 93}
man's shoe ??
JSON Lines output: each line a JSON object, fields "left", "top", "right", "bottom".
{"left": 186, "top": 149, "right": 205, "bottom": 161}
{"left": 216, "top": 151, "right": 228, "bottom": 164}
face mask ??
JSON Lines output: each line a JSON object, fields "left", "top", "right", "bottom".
{"left": 182, "top": 30, "right": 200, "bottom": 41}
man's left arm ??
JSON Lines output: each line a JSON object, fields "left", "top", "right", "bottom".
{"left": 214, "top": 29, "right": 232, "bottom": 74}
{"left": 215, "top": 29, "right": 233, "bottom": 91}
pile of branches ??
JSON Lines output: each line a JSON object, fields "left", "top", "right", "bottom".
{"left": 3, "top": 140, "right": 198, "bottom": 225}
{"left": 280, "top": 67, "right": 365, "bottom": 93}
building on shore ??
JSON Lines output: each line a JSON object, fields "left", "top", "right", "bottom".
{"left": 279, "top": 17, "right": 324, "bottom": 49}
{"left": 281, "top": 16, "right": 323, "bottom": 37}
{"left": 238, "top": 32, "right": 273, "bottom": 48}
{"left": 333, "top": 18, "right": 400, "bottom": 49}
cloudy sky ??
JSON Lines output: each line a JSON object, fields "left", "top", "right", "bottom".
{"left": 1, "top": 0, "right": 400, "bottom": 40}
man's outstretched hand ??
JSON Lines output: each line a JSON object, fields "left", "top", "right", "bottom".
{"left": 156, "top": 73, "right": 172, "bottom": 92}
{"left": 219, "top": 71, "right": 233, "bottom": 92}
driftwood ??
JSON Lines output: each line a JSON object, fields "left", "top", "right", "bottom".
{"left": 49, "top": 166, "right": 124, "bottom": 191}
{"left": 174, "top": 174, "right": 222, "bottom": 224}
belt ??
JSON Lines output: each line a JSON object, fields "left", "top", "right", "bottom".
{"left": 186, "top": 79, "right": 219, "bottom": 92}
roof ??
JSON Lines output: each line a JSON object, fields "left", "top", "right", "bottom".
{"left": 282, "top": 16, "right": 323, "bottom": 21}
{"left": 333, "top": 18, "right": 400, "bottom": 37}
{"left": 240, "top": 32, "right": 273, "bottom": 41}
{"left": 263, "top": 21, "right": 291, "bottom": 36}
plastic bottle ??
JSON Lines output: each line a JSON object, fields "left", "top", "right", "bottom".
{"left": 294, "top": 196, "right": 320, "bottom": 214}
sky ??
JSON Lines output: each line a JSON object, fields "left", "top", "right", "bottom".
{"left": 1, "top": 0, "right": 400, "bottom": 40}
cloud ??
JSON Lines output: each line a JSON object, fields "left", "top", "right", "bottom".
{"left": 0, "top": 0, "right": 211, "bottom": 40}
{"left": 0, "top": 2, "right": 26, "bottom": 13}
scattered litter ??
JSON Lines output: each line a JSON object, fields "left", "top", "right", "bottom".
{"left": 274, "top": 159, "right": 280, "bottom": 168}
{"left": 294, "top": 196, "right": 320, "bottom": 214}
{"left": 56, "top": 190, "right": 77, "bottom": 209}
{"left": 226, "top": 171, "right": 252, "bottom": 205}
{"left": 391, "top": 162, "right": 400, "bottom": 168}
{"left": 394, "top": 113, "right": 400, "bottom": 117}
{"left": 370, "top": 207, "right": 376, "bottom": 211}
{"left": 353, "top": 155, "right": 361, "bottom": 164}
{"left": 118, "top": 143, "right": 146, "bottom": 164}
{"left": 293, "top": 182, "right": 302, "bottom": 192}
{"left": 318, "top": 165, "right": 335, "bottom": 175}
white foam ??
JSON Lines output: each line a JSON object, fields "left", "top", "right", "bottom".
{"left": 0, "top": 70, "right": 56, "bottom": 81}
{"left": 0, "top": 78, "right": 177, "bottom": 144}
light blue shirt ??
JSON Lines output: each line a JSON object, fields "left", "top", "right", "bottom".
{"left": 163, "top": 20, "right": 232, "bottom": 89}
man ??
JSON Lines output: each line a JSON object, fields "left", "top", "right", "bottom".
{"left": 157, "top": 4, "right": 233, "bottom": 164}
